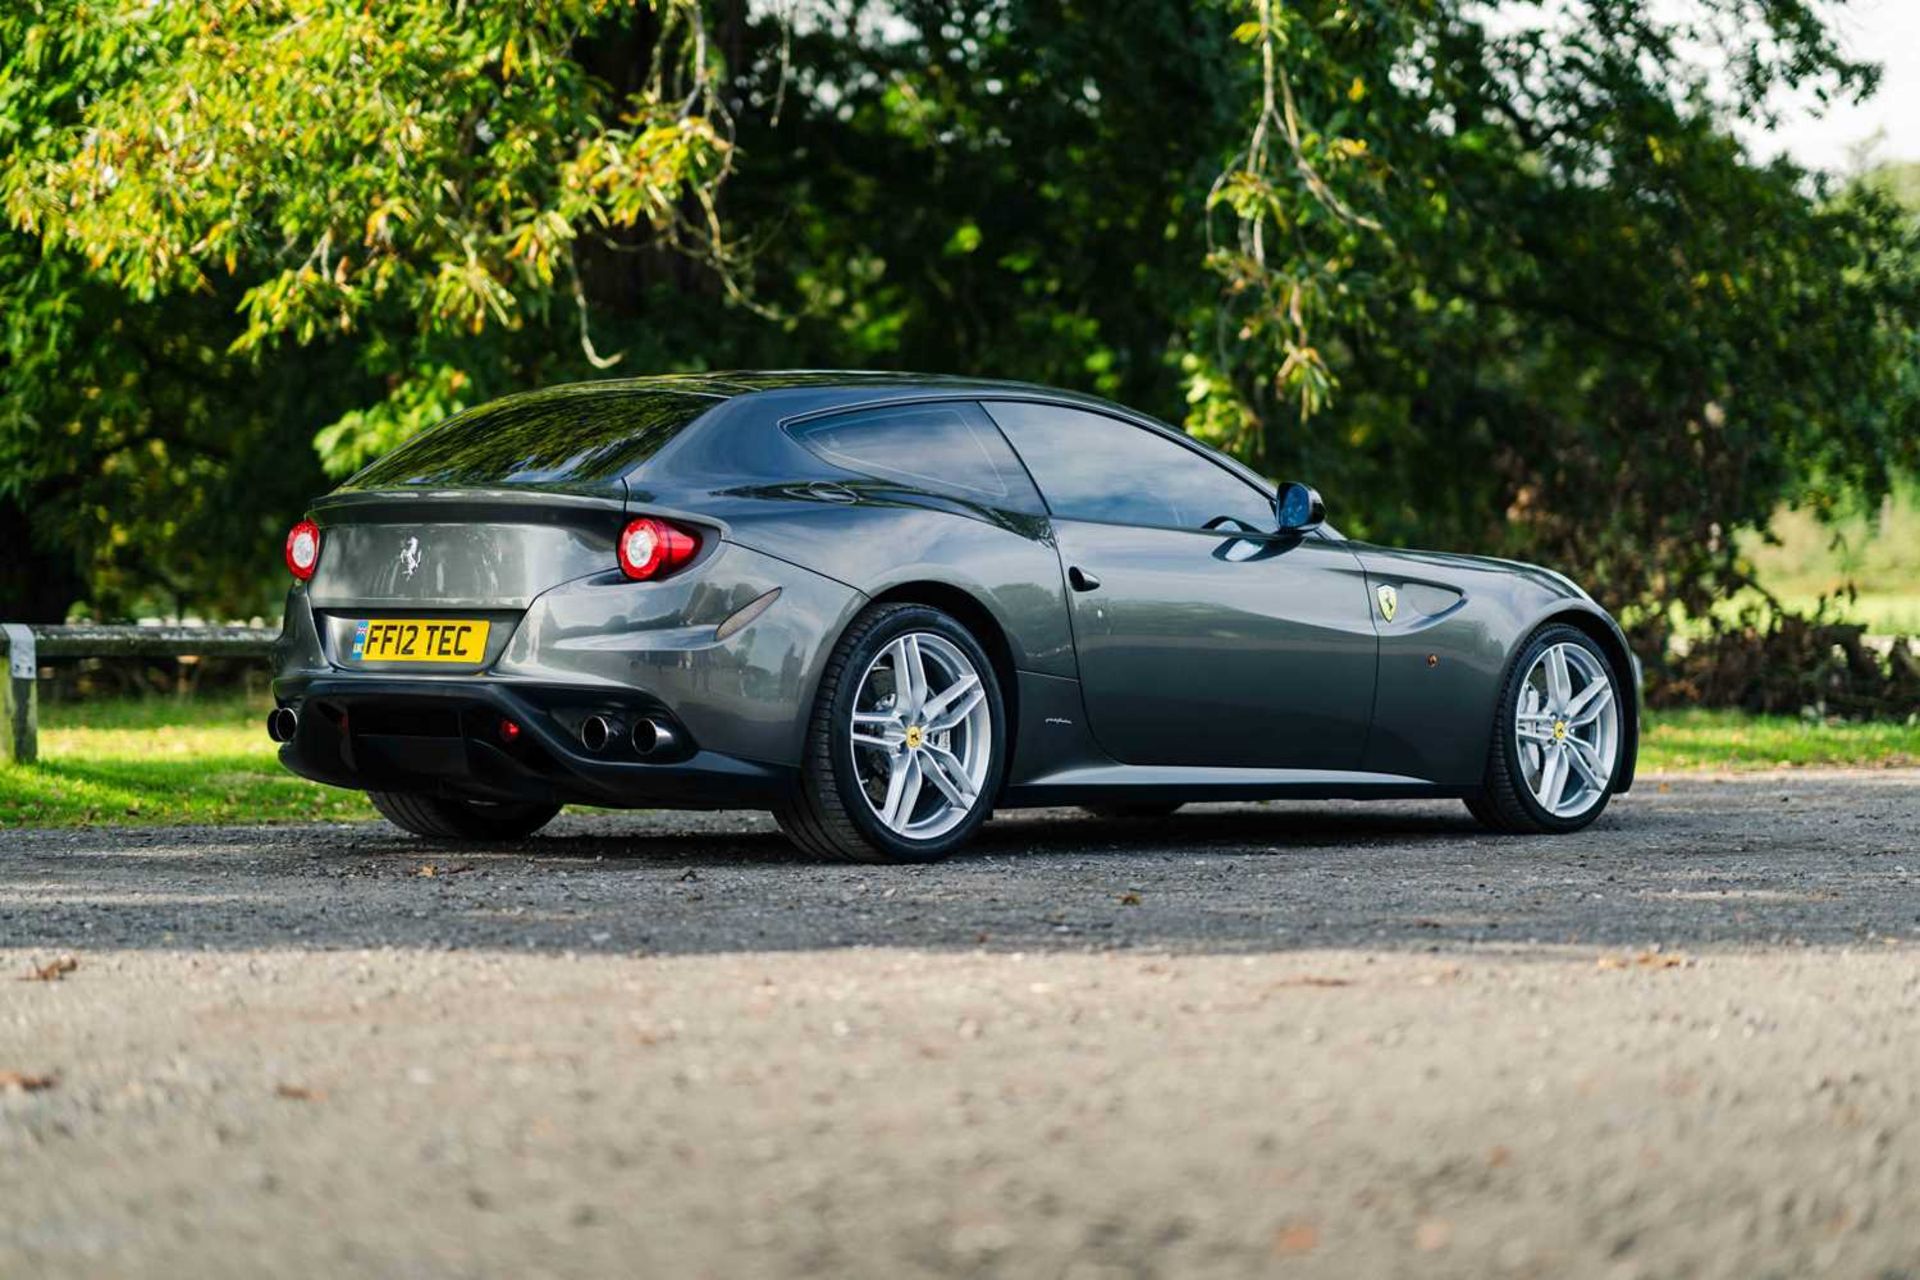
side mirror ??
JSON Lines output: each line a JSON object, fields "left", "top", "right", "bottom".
{"left": 1275, "top": 482, "right": 1325, "bottom": 532}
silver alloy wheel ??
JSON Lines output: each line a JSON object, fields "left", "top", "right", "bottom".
{"left": 849, "top": 631, "right": 992, "bottom": 840}
{"left": 1514, "top": 641, "right": 1619, "bottom": 819}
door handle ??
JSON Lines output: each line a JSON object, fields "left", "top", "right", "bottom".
{"left": 1068, "top": 566, "right": 1101, "bottom": 593}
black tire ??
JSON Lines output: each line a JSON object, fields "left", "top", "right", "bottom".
{"left": 1081, "top": 803, "right": 1184, "bottom": 820}
{"left": 773, "top": 602, "right": 1006, "bottom": 863}
{"left": 367, "top": 791, "right": 561, "bottom": 841}
{"left": 1462, "top": 793, "right": 1501, "bottom": 827}
{"left": 1467, "top": 623, "right": 1624, "bottom": 834}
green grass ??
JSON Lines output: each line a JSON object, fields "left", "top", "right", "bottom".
{"left": 1640, "top": 709, "right": 1920, "bottom": 773}
{"left": 0, "top": 693, "right": 372, "bottom": 829}
{"left": 2, "top": 695, "right": 1916, "bottom": 829}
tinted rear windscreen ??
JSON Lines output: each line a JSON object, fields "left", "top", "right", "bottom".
{"left": 340, "top": 386, "right": 722, "bottom": 493}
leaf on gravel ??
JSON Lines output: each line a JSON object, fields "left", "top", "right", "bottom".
{"left": 0, "top": 1071, "right": 57, "bottom": 1093}
{"left": 413, "top": 863, "right": 472, "bottom": 878}
{"left": 21, "top": 955, "right": 78, "bottom": 982}
{"left": 1271, "top": 1222, "right": 1320, "bottom": 1256}
{"left": 1597, "top": 949, "right": 1691, "bottom": 970}
{"left": 1117, "top": 891, "right": 1142, "bottom": 906}
{"left": 275, "top": 1083, "right": 324, "bottom": 1101}
{"left": 1277, "top": 976, "right": 1354, "bottom": 988}
{"left": 678, "top": 867, "right": 701, "bottom": 883}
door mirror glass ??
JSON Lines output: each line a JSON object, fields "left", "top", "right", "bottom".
{"left": 1275, "top": 482, "right": 1325, "bottom": 531}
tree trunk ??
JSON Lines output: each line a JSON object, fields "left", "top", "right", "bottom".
{"left": 0, "top": 497, "right": 83, "bottom": 623}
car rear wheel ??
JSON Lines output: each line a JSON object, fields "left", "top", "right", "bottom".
{"left": 774, "top": 602, "right": 1005, "bottom": 862}
{"left": 367, "top": 791, "right": 561, "bottom": 841}
{"left": 1467, "top": 624, "right": 1624, "bottom": 834}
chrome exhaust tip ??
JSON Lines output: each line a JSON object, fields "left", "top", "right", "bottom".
{"left": 631, "top": 718, "right": 679, "bottom": 757}
{"left": 266, "top": 707, "right": 299, "bottom": 743}
{"left": 580, "top": 714, "right": 616, "bottom": 753}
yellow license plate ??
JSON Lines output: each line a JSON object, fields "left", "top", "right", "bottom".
{"left": 350, "top": 618, "right": 490, "bottom": 664}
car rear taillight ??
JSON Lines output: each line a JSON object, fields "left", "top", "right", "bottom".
{"left": 285, "top": 520, "right": 321, "bottom": 581}
{"left": 617, "top": 517, "right": 700, "bottom": 581}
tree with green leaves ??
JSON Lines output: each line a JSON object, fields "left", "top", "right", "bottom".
{"left": 3, "top": 0, "right": 1915, "bottom": 678}
{"left": 1194, "top": 0, "right": 1920, "bottom": 648}
{"left": 2, "top": 0, "right": 740, "bottom": 619}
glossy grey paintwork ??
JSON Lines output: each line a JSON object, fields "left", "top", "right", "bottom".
{"left": 310, "top": 521, "right": 607, "bottom": 613}
{"left": 273, "top": 582, "right": 328, "bottom": 676}
{"left": 307, "top": 489, "right": 631, "bottom": 609}
{"left": 1043, "top": 520, "right": 1377, "bottom": 769}
{"left": 1353, "top": 544, "right": 1638, "bottom": 791}
{"left": 492, "top": 542, "right": 861, "bottom": 765}
{"left": 276, "top": 542, "right": 861, "bottom": 770}
{"left": 632, "top": 391, "right": 1079, "bottom": 676}
{"left": 273, "top": 371, "right": 1639, "bottom": 809}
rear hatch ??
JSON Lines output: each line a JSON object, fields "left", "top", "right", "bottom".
{"left": 305, "top": 383, "right": 722, "bottom": 671}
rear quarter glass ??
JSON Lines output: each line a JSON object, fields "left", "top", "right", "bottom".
{"left": 788, "top": 401, "right": 1045, "bottom": 514}
{"left": 339, "top": 385, "right": 723, "bottom": 493}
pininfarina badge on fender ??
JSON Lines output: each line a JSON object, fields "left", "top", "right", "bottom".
{"left": 269, "top": 373, "right": 1639, "bottom": 860}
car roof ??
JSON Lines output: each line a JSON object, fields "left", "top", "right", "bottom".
{"left": 536, "top": 370, "right": 1192, "bottom": 429}
{"left": 588, "top": 371, "right": 1278, "bottom": 503}
{"left": 544, "top": 369, "right": 1085, "bottom": 401}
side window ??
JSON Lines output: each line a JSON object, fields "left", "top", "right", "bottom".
{"left": 789, "top": 401, "right": 1044, "bottom": 512}
{"left": 984, "top": 401, "right": 1274, "bottom": 531}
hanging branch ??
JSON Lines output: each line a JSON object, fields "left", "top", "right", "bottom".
{"left": 570, "top": 245, "right": 622, "bottom": 370}
{"left": 1201, "top": 0, "right": 1385, "bottom": 428}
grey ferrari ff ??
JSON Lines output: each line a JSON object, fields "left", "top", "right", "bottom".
{"left": 270, "top": 372, "right": 1638, "bottom": 861}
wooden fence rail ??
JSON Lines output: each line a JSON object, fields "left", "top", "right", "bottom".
{"left": 1, "top": 624, "right": 279, "bottom": 765}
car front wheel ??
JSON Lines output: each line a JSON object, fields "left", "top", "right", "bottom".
{"left": 1468, "top": 624, "right": 1625, "bottom": 834}
{"left": 775, "top": 602, "right": 1006, "bottom": 862}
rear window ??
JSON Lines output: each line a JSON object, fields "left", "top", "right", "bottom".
{"left": 341, "top": 385, "right": 721, "bottom": 492}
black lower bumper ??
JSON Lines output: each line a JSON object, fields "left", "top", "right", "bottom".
{"left": 274, "top": 677, "right": 793, "bottom": 810}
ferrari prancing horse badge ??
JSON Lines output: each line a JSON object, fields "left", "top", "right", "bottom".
{"left": 1376, "top": 584, "right": 1398, "bottom": 623}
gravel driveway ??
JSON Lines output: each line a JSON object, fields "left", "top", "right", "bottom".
{"left": 3, "top": 771, "right": 1917, "bottom": 1279}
